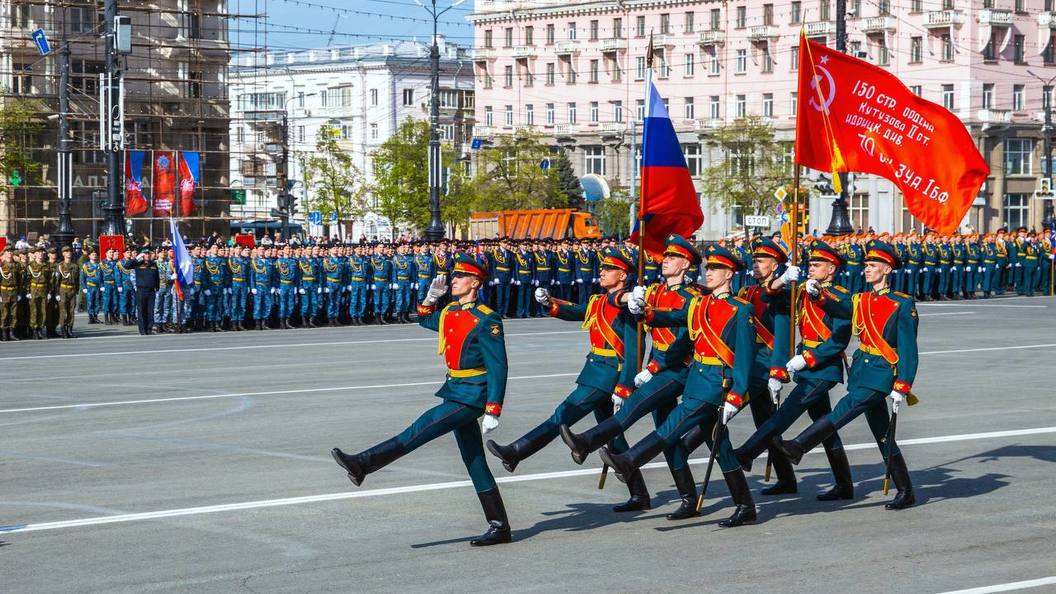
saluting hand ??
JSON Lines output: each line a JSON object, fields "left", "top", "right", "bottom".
{"left": 423, "top": 274, "right": 448, "bottom": 305}
{"left": 534, "top": 287, "right": 550, "bottom": 305}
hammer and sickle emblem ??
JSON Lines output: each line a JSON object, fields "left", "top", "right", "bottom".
{"left": 809, "top": 64, "right": 837, "bottom": 113}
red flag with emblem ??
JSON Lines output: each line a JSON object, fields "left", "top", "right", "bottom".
{"left": 794, "top": 33, "right": 988, "bottom": 234}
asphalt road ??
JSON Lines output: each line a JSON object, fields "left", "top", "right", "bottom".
{"left": 1, "top": 296, "right": 1055, "bottom": 594}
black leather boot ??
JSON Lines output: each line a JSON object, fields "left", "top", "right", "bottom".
{"left": 486, "top": 423, "right": 554, "bottom": 473}
{"left": 470, "top": 488, "right": 512, "bottom": 546}
{"left": 666, "top": 466, "right": 699, "bottom": 520}
{"left": 613, "top": 470, "right": 652, "bottom": 512}
{"left": 817, "top": 445, "right": 855, "bottom": 501}
{"left": 884, "top": 454, "right": 915, "bottom": 510}
{"left": 679, "top": 424, "right": 707, "bottom": 455}
{"left": 718, "top": 470, "right": 757, "bottom": 528}
{"left": 599, "top": 432, "right": 666, "bottom": 484}
{"left": 559, "top": 416, "right": 622, "bottom": 465}
{"left": 330, "top": 437, "right": 405, "bottom": 487}
{"left": 776, "top": 418, "right": 836, "bottom": 465}
{"left": 733, "top": 426, "right": 797, "bottom": 495}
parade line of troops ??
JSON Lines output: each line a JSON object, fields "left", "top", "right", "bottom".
{"left": 0, "top": 225, "right": 1053, "bottom": 341}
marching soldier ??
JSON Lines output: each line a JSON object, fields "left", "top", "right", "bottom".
{"left": 45, "top": 248, "right": 60, "bottom": 337}
{"left": 600, "top": 245, "right": 759, "bottom": 528}
{"left": 487, "top": 248, "right": 647, "bottom": 512}
{"left": 228, "top": 246, "right": 251, "bottom": 330}
{"left": 55, "top": 246, "right": 80, "bottom": 338}
{"left": 331, "top": 253, "right": 512, "bottom": 546}
{"left": 777, "top": 240, "right": 918, "bottom": 510}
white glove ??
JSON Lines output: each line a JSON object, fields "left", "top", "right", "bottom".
{"left": 921, "top": 267, "right": 928, "bottom": 273}
{"left": 204, "top": 289, "right": 211, "bottom": 296}
{"left": 951, "top": 266, "right": 957, "bottom": 272}
{"left": 251, "top": 288, "right": 258, "bottom": 295}
{"left": 534, "top": 287, "right": 550, "bottom": 305}
{"left": 634, "top": 368, "right": 653, "bottom": 387}
{"left": 298, "top": 288, "right": 305, "bottom": 295}
{"left": 631, "top": 285, "right": 646, "bottom": 303}
{"left": 611, "top": 393, "right": 624, "bottom": 413}
{"left": 324, "top": 287, "right": 331, "bottom": 293}
{"left": 965, "top": 266, "right": 972, "bottom": 272}
{"left": 888, "top": 390, "right": 906, "bottom": 413}
{"left": 117, "top": 287, "right": 123, "bottom": 293}
{"left": 722, "top": 401, "right": 739, "bottom": 425}
{"left": 423, "top": 274, "right": 448, "bottom": 305}
{"left": 576, "top": 278, "right": 583, "bottom": 284}
{"left": 512, "top": 279, "right": 520, "bottom": 286}
{"left": 346, "top": 285, "right": 352, "bottom": 291}
{"left": 532, "top": 279, "right": 539, "bottom": 286}
{"left": 271, "top": 288, "right": 278, "bottom": 294}
{"left": 767, "top": 377, "right": 783, "bottom": 404}
{"left": 170, "top": 273, "right": 178, "bottom": 280}
{"left": 367, "top": 284, "right": 374, "bottom": 291}
{"left": 317, "top": 287, "right": 323, "bottom": 294}
{"left": 786, "top": 355, "right": 808, "bottom": 373}
{"left": 627, "top": 295, "right": 645, "bottom": 315}
{"left": 804, "top": 278, "right": 821, "bottom": 297}
{"left": 550, "top": 279, "right": 556, "bottom": 285}
{"left": 482, "top": 414, "right": 500, "bottom": 435}
{"left": 100, "top": 287, "right": 105, "bottom": 293}
{"left": 1015, "top": 262, "right": 1022, "bottom": 268}
{"left": 778, "top": 265, "right": 801, "bottom": 285}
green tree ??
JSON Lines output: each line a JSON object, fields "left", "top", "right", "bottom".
{"left": 594, "top": 188, "right": 632, "bottom": 237}
{"left": 471, "top": 129, "right": 566, "bottom": 212}
{"left": 553, "top": 150, "right": 583, "bottom": 210}
{"left": 0, "top": 99, "right": 44, "bottom": 192}
{"left": 299, "top": 124, "right": 368, "bottom": 239}
{"left": 698, "top": 116, "right": 799, "bottom": 229}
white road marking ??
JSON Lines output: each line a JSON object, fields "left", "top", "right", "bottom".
{"left": 933, "top": 577, "right": 1056, "bottom": 594}
{"left": 918, "top": 312, "right": 973, "bottom": 317}
{"left": 0, "top": 329, "right": 584, "bottom": 362}
{"left": 1, "top": 425, "right": 1053, "bottom": 535}
{"left": 918, "top": 303, "right": 1047, "bottom": 309}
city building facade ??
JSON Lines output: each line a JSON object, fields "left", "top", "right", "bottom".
{"left": 228, "top": 38, "right": 475, "bottom": 241}
{"left": 470, "top": 0, "right": 1056, "bottom": 239}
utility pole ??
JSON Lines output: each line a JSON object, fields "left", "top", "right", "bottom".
{"left": 425, "top": 2, "right": 445, "bottom": 241}
{"left": 824, "top": 0, "right": 854, "bottom": 235}
{"left": 101, "top": 0, "right": 127, "bottom": 236}
{"left": 280, "top": 110, "right": 291, "bottom": 240}
{"left": 53, "top": 17, "right": 75, "bottom": 248}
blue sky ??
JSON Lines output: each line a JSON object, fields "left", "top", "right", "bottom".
{"left": 233, "top": 0, "right": 476, "bottom": 52}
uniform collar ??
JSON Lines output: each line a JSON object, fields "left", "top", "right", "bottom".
{"left": 872, "top": 287, "right": 891, "bottom": 296}
{"left": 712, "top": 291, "right": 731, "bottom": 300}
{"left": 821, "top": 281, "right": 833, "bottom": 288}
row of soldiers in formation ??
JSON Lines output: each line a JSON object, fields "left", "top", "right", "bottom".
{"left": 0, "top": 245, "right": 82, "bottom": 341}
{"left": 330, "top": 235, "right": 920, "bottom": 546}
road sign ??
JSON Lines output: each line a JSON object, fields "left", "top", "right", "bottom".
{"left": 308, "top": 211, "right": 322, "bottom": 225}
{"left": 470, "top": 138, "right": 483, "bottom": 150}
{"left": 773, "top": 187, "right": 787, "bottom": 202}
{"left": 230, "top": 189, "right": 246, "bottom": 205}
{"left": 9, "top": 169, "right": 22, "bottom": 188}
{"left": 31, "top": 28, "right": 50, "bottom": 56}
{"left": 540, "top": 158, "right": 551, "bottom": 171}
{"left": 745, "top": 215, "right": 771, "bottom": 228}
{"left": 329, "top": 211, "right": 338, "bottom": 223}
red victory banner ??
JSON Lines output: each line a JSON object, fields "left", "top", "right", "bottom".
{"left": 795, "top": 34, "right": 988, "bottom": 233}
{"left": 152, "top": 151, "right": 176, "bottom": 217}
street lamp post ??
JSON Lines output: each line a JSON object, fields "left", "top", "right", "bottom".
{"left": 417, "top": 0, "right": 465, "bottom": 241}
{"left": 277, "top": 93, "right": 315, "bottom": 240}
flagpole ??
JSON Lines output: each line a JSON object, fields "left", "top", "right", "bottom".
{"left": 637, "top": 39, "right": 654, "bottom": 377}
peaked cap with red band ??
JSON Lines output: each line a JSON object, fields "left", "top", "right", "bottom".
{"left": 451, "top": 252, "right": 490, "bottom": 279}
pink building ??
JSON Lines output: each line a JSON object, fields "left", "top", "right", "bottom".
{"left": 469, "top": 0, "right": 1056, "bottom": 238}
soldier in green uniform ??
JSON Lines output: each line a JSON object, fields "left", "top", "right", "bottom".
{"left": 56, "top": 246, "right": 80, "bottom": 338}
{"left": 0, "top": 246, "right": 23, "bottom": 341}
{"left": 45, "top": 247, "right": 61, "bottom": 337}
{"left": 777, "top": 240, "right": 918, "bottom": 510}
{"left": 25, "top": 248, "right": 52, "bottom": 339}
{"left": 331, "top": 253, "right": 512, "bottom": 546}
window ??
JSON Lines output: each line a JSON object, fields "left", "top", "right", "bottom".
{"left": 710, "top": 54, "right": 720, "bottom": 75}
{"left": 790, "top": 92, "right": 797, "bottom": 117}
{"left": 370, "top": 88, "right": 378, "bottom": 106}
{"left": 484, "top": 106, "right": 493, "bottom": 126}
{"left": 504, "top": 28, "right": 513, "bottom": 48}
{"left": 659, "top": 55, "right": 670, "bottom": 78}
{"left": 590, "top": 101, "right": 599, "bottom": 123}
{"left": 820, "top": 1, "right": 830, "bottom": 21}
{"left": 1003, "top": 194, "right": 1030, "bottom": 229}
{"left": 566, "top": 61, "right": 577, "bottom": 84}
{"left": 877, "top": 0, "right": 890, "bottom": 14}
{"left": 370, "top": 123, "right": 378, "bottom": 140}
{"left": 709, "top": 95, "right": 720, "bottom": 119}
{"left": 982, "top": 84, "right": 994, "bottom": 109}
{"left": 877, "top": 38, "right": 889, "bottom": 66}
{"left": 762, "top": 45, "right": 773, "bottom": 73}
{"left": 590, "top": 20, "right": 599, "bottom": 41}
{"left": 684, "top": 53, "right": 695, "bottom": 77}
{"left": 546, "top": 103, "right": 555, "bottom": 125}
{"left": 1005, "top": 139, "right": 1033, "bottom": 175}
{"left": 10, "top": 4, "right": 29, "bottom": 28}
{"left": 710, "top": 9, "right": 721, "bottom": 31}
{"left": 188, "top": 71, "right": 203, "bottom": 98}
{"left": 683, "top": 144, "right": 703, "bottom": 177}
{"left": 911, "top": 0, "right": 923, "bottom": 11}
{"left": 910, "top": 37, "right": 923, "bottom": 63}
{"left": 636, "top": 56, "right": 646, "bottom": 80}
{"left": 340, "top": 125, "right": 352, "bottom": 141}
{"left": 1045, "top": 34, "right": 1056, "bottom": 65}
{"left": 484, "top": 30, "right": 493, "bottom": 49}
{"left": 763, "top": 4, "right": 774, "bottom": 26}
{"left": 735, "top": 6, "right": 746, "bottom": 28}
{"left": 636, "top": 99, "right": 645, "bottom": 121}
{"left": 590, "top": 59, "right": 599, "bottom": 83}
{"left": 941, "top": 34, "right": 953, "bottom": 61}
{"left": 983, "top": 32, "right": 997, "bottom": 61}
{"left": 790, "top": 46, "right": 799, "bottom": 71}
{"left": 584, "top": 146, "right": 606, "bottom": 175}
{"left": 525, "top": 26, "right": 534, "bottom": 45}
{"left": 568, "top": 22, "right": 577, "bottom": 40}
{"left": 791, "top": 1, "right": 801, "bottom": 24}
{"left": 735, "top": 49, "right": 747, "bottom": 74}
{"left": 1013, "top": 84, "right": 1024, "bottom": 111}
{"left": 850, "top": 194, "right": 870, "bottom": 231}
{"left": 762, "top": 93, "right": 774, "bottom": 118}
{"left": 684, "top": 12, "right": 695, "bottom": 34}
{"left": 943, "top": 84, "right": 955, "bottom": 110}
{"left": 636, "top": 16, "right": 646, "bottom": 37}
{"left": 660, "top": 13, "right": 670, "bottom": 34}
{"left": 567, "top": 102, "right": 577, "bottom": 124}
{"left": 1014, "top": 35, "right": 1025, "bottom": 64}
{"left": 70, "top": 7, "right": 95, "bottom": 32}
{"left": 613, "top": 100, "right": 623, "bottom": 123}
{"left": 504, "top": 105, "right": 513, "bottom": 126}
{"left": 736, "top": 94, "right": 746, "bottom": 117}
{"left": 546, "top": 24, "right": 555, "bottom": 45}
{"left": 546, "top": 63, "right": 555, "bottom": 85}
{"left": 613, "top": 18, "right": 623, "bottom": 38}
{"left": 504, "top": 65, "right": 513, "bottom": 87}
{"left": 684, "top": 97, "right": 695, "bottom": 120}
{"left": 526, "top": 104, "right": 534, "bottom": 126}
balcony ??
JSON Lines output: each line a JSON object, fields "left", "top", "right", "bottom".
{"left": 554, "top": 123, "right": 579, "bottom": 135}
{"left": 978, "top": 9, "right": 1013, "bottom": 27}
{"left": 804, "top": 21, "right": 834, "bottom": 36}
{"left": 555, "top": 41, "right": 580, "bottom": 55}
{"left": 694, "top": 118, "right": 724, "bottom": 132}
{"left": 653, "top": 33, "right": 675, "bottom": 46}
{"left": 976, "top": 109, "right": 1011, "bottom": 123}
{"left": 597, "top": 122, "right": 625, "bottom": 135}
{"left": 473, "top": 47, "right": 496, "bottom": 60}
{"left": 861, "top": 15, "right": 897, "bottom": 33}
{"left": 600, "top": 37, "right": 627, "bottom": 52}
{"left": 748, "top": 25, "right": 779, "bottom": 41}
{"left": 512, "top": 46, "right": 537, "bottom": 58}
{"left": 698, "top": 30, "right": 725, "bottom": 45}
{"left": 923, "top": 10, "right": 964, "bottom": 28}
{"left": 1039, "top": 11, "right": 1056, "bottom": 27}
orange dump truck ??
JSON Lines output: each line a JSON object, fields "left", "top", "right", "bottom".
{"left": 469, "top": 209, "right": 602, "bottom": 240}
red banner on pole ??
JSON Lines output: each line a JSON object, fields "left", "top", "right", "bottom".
{"left": 98, "top": 234, "right": 125, "bottom": 254}
{"left": 794, "top": 34, "right": 988, "bottom": 234}
{"left": 152, "top": 151, "right": 176, "bottom": 217}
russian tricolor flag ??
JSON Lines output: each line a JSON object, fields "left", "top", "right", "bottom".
{"left": 170, "top": 219, "right": 194, "bottom": 302}
{"left": 630, "top": 70, "right": 703, "bottom": 261}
